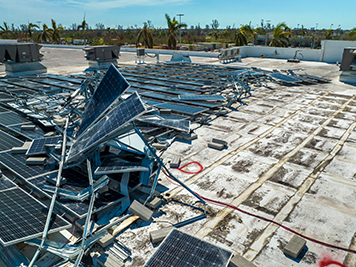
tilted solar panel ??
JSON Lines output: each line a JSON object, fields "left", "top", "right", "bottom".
{"left": 155, "top": 102, "right": 207, "bottom": 116}
{"left": 76, "top": 64, "right": 130, "bottom": 137}
{"left": 0, "top": 187, "right": 70, "bottom": 247}
{"left": 67, "top": 92, "right": 146, "bottom": 162}
{"left": 138, "top": 118, "right": 190, "bottom": 133}
{"left": 268, "top": 72, "right": 301, "bottom": 83}
{"left": 144, "top": 229, "right": 232, "bottom": 267}
{"left": 94, "top": 157, "right": 149, "bottom": 175}
{"left": 26, "top": 136, "right": 62, "bottom": 156}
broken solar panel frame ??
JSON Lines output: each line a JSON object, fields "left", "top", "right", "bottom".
{"left": 67, "top": 92, "right": 147, "bottom": 163}
{"left": 144, "top": 229, "right": 233, "bottom": 267}
{"left": 26, "top": 171, "right": 126, "bottom": 219}
{"left": 0, "top": 178, "right": 70, "bottom": 247}
{"left": 76, "top": 64, "right": 130, "bottom": 137}
{"left": 94, "top": 157, "right": 149, "bottom": 175}
{"left": 268, "top": 72, "right": 301, "bottom": 83}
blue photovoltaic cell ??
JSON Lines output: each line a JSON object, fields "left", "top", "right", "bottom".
{"left": 178, "top": 94, "right": 226, "bottom": 101}
{"left": 0, "top": 151, "right": 52, "bottom": 180}
{"left": 0, "top": 93, "right": 13, "bottom": 101}
{"left": 138, "top": 118, "right": 190, "bottom": 133}
{"left": 76, "top": 64, "right": 130, "bottom": 137}
{"left": 142, "top": 98, "right": 164, "bottom": 107}
{"left": 8, "top": 123, "right": 45, "bottom": 140}
{"left": 0, "top": 111, "right": 30, "bottom": 126}
{"left": 144, "top": 229, "right": 232, "bottom": 267}
{"left": 0, "top": 130, "right": 23, "bottom": 152}
{"left": 67, "top": 92, "right": 146, "bottom": 162}
{"left": 45, "top": 74, "right": 83, "bottom": 85}
{"left": 155, "top": 102, "right": 207, "bottom": 116}
{"left": 26, "top": 136, "right": 62, "bottom": 156}
{"left": 0, "top": 187, "right": 70, "bottom": 247}
{"left": 0, "top": 106, "right": 9, "bottom": 113}
{"left": 0, "top": 176, "right": 17, "bottom": 192}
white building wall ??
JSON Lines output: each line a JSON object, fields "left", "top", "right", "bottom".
{"left": 320, "top": 40, "right": 356, "bottom": 63}
{"left": 0, "top": 39, "right": 18, "bottom": 44}
{"left": 238, "top": 46, "right": 321, "bottom": 61}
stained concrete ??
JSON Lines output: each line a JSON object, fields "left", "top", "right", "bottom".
{"left": 4, "top": 47, "right": 355, "bottom": 267}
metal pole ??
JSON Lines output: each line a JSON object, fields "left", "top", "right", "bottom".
{"left": 265, "top": 20, "right": 270, "bottom": 46}
{"left": 313, "top": 23, "right": 318, "bottom": 49}
{"left": 177, "top": 14, "right": 184, "bottom": 50}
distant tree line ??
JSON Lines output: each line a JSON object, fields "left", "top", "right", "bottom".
{"left": 1, "top": 16, "right": 356, "bottom": 49}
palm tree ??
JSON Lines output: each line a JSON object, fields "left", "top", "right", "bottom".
{"left": 27, "top": 23, "right": 39, "bottom": 40}
{"left": 212, "top": 30, "right": 219, "bottom": 41}
{"left": 50, "top": 19, "right": 64, "bottom": 44}
{"left": 235, "top": 29, "right": 247, "bottom": 46}
{"left": 165, "top": 13, "right": 187, "bottom": 49}
{"left": 299, "top": 25, "right": 307, "bottom": 47}
{"left": 240, "top": 25, "right": 255, "bottom": 44}
{"left": 325, "top": 28, "right": 333, "bottom": 40}
{"left": 0, "top": 22, "right": 11, "bottom": 39}
{"left": 269, "top": 22, "right": 291, "bottom": 47}
{"left": 348, "top": 27, "right": 356, "bottom": 39}
{"left": 37, "top": 24, "right": 51, "bottom": 43}
{"left": 136, "top": 25, "right": 153, "bottom": 48}
{"left": 77, "top": 14, "right": 87, "bottom": 45}
{"left": 234, "top": 25, "right": 254, "bottom": 46}
{"left": 220, "top": 30, "right": 229, "bottom": 47}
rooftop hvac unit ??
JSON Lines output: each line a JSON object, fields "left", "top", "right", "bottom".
{"left": 0, "top": 43, "right": 43, "bottom": 63}
{"left": 83, "top": 45, "right": 120, "bottom": 62}
{"left": 340, "top": 47, "right": 356, "bottom": 71}
{"left": 136, "top": 48, "right": 145, "bottom": 57}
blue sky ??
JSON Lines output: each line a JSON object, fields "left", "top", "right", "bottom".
{"left": 0, "top": 0, "right": 354, "bottom": 30}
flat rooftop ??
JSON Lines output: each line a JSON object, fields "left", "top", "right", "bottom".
{"left": 1, "top": 47, "right": 356, "bottom": 267}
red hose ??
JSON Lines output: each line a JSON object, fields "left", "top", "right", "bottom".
{"left": 166, "top": 161, "right": 356, "bottom": 256}
{"left": 178, "top": 161, "right": 204, "bottom": 174}
{"left": 64, "top": 218, "right": 76, "bottom": 244}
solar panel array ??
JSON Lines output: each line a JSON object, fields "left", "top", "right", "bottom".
{"left": 178, "top": 94, "right": 226, "bottom": 101}
{"left": 0, "top": 152, "right": 52, "bottom": 180}
{"left": 0, "top": 176, "right": 17, "bottom": 191}
{"left": 0, "top": 186, "right": 70, "bottom": 247}
{"left": 0, "top": 130, "right": 23, "bottom": 151}
{"left": 8, "top": 123, "right": 45, "bottom": 140}
{"left": 0, "top": 111, "right": 30, "bottom": 126}
{"left": 138, "top": 118, "right": 190, "bottom": 133}
{"left": 26, "top": 136, "right": 62, "bottom": 156}
{"left": 76, "top": 64, "right": 130, "bottom": 137}
{"left": 144, "top": 229, "right": 232, "bottom": 267}
{"left": 155, "top": 102, "right": 207, "bottom": 116}
{"left": 68, "top": 92, "right": 146, "bottom": 162}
